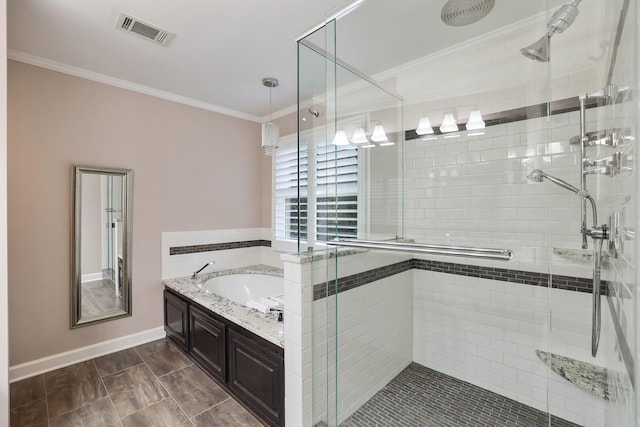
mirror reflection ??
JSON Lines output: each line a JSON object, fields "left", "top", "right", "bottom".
{"left": 73, "top": 166, "right": 133, "bottom": 327}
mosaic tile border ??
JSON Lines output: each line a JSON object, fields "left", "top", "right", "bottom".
{"left": 313, "top": 258, "right": 607, "bottom": 301}
{"left": 169, "top": 240, "right": 271, "bottom": 255}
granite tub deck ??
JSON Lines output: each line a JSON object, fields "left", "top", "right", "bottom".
{"left": 162, "top": 264, "right": 284, "bottom": 348}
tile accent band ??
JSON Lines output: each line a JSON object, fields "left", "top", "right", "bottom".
{"left": 312, "top": 258, "right": 607, "bottom": 301}
{"left": 169, "top": 240, "right": 271, "bottom": 255}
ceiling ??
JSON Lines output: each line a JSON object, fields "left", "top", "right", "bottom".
{"left": 8, "top": 0, "right": 352, "bottom": 122}
{"left": 8, "top": 0, "right": 587, "bottom": 123}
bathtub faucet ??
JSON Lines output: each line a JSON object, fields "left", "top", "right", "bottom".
{"left": 191, "top": 261, "right": 215, "bottom": 279}
{"left": 270, "top": 305, "right": 284, "bottom": 323}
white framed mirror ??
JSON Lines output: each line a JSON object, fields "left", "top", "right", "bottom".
{"left": 72, "top": 165, "right": 133, "bottom": 327}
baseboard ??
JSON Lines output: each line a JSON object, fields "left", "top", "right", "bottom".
{"left": 9, "top": 326, "right": 166, "bottom": 382}
{"left": 81, "top": 272, "right": 103, "bottom": 282}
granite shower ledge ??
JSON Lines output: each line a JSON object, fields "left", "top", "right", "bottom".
{"left": 536, "top": 350, "right": 611, "bottom": 400}
{"left": 162, "top": 264, "right": 284, "bottom": 348}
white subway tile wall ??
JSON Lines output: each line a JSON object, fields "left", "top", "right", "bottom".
{"left": 161, "top": 228, "right": 283, "bottom": 279}
{"left": 413, "top": 269, "right": 607, "bottom": 426}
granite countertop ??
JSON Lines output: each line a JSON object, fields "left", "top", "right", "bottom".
{"left": 162, "top": 264, "right": 284, "bottom": 348}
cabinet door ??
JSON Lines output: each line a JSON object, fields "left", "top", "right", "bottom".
{"left": 228, "top": 328, "right": 284, "bottom": 427}
{"left": 163, "top": 290, "right": 188, "bottom": 351}
{"left": 189, "top": 305, "right": 226, "bottom": 382}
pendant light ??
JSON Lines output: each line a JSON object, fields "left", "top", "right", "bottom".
{"left": 261, "top": 77, "right": 279, "bottom": 156}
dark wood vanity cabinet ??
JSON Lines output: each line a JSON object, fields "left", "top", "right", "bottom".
{"left": 163, "top": 288, "right": 284, "bottom": 427}
{"left": 228, "top": 328, "right": 285, "bottom": 427}
{"left": 163, "top": 290, "right": 189, "bottom": 351}
{"left": 189, "top": 305, "right": 226, "bottom": 383}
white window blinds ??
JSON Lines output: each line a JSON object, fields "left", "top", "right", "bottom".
{"left": 274, "top": 140, "right": 357, "bottom": 243}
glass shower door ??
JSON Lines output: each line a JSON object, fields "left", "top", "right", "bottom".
{"left": 299, "top": 1, "right": 638, "bottom": 426}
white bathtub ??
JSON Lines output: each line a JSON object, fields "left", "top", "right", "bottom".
{"left": 200, "top": 273, "right": 284, "bottom": 312}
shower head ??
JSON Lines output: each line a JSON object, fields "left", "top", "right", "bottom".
{"left": 521, "top": 0, "right": 582, "bottom": 62}
{"left": 441, "top": 0, "right": 495, "bottom": 26}
{"left": 521, "top": 35, "right": 551, "bottom": 62}
{"left": 527, "top": 169, "right": 582, "bottom": 194}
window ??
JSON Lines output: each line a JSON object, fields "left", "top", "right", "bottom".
{"left": 274, "top": 136, "right": 358, "bottom": 247}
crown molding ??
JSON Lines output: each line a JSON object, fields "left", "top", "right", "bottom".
{"left": 8, "top": 50, "right": 263, "bottom": 123}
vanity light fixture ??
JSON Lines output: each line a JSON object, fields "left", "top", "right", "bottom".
{"left": 378, "top": 141, "right": 395, "bottom": 146}
{"left": 440, "top": 113, "right": 459, "bottom": 133}
{"left": 332, "top": 130, "right": 350, "bottom": 146}
{"left": 465, "top": 109, "right": 485, "bottom": 130}
{"left": 351, "top": 128, "right": 369, "bottom": 144}
{"left": 416, "top": 117, "right": 434, "bottom": 135}
{"left": 370, "top": 124, "right": 389, "bottom": 142}
{"left": 261, "top": 77, "right": 279, "bottom": 156}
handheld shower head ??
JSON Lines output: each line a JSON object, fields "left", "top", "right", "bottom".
{"left": 527, "top": 169, "right": 545, "bottom": 183}
{"left": 527, "top": 168, "right": 597, "bottom": 227}
{"left": 527, "top": 169, "right": 581, "bottom": 194}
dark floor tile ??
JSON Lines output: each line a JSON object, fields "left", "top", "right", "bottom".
{"left": 10, "top": 398, "right": 48, "bottom": 427}
{"left": 159, "top": 365, "right": 229, "bottom": 418}
{"left": 103, "top": 364, "right": 169, "bottom": 418}
{"left": 49, "top": 397, "right": 119, "bottom": 427}
{"left": 121, "top": 398, "right": 189, "bottom": 427}
{"left": 94, "top": 348, "right": 144, "bottom": 377}
{"left": 10, "top": 375, "right": 45, "bottom": 408}
{"left": 340, "top": 363, "right": 580, "bottom": 427}
{"left": 192, "top": 399, "right": 263, "bottom": 427}
{"left": 137, "top": 340, "right": 192, "bottom": 377}
{"left": 45, "top": 360, "right": 108, "bottom": 418}
{"left": 134, "top": 339, "right": 176, "bottom": 357}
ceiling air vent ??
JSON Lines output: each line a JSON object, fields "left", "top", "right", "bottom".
{"left": 116, "top": 13, "right": 174, "bottom": 46}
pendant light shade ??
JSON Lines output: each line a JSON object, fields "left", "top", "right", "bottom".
{"left": 465, "top": 110, "right": 485, "bottom": 130}
{"left": 440, "top": 113, "right": 459, "bottom": 133}
{"left": 370, "top": 124, "right": 388, "bottom": 142}
{"left": 261, "top": 77, "right": 279, "bottom": 156}
{"left": 332, "top": 130, "right": 349, "bottom": 146}
{"left": 262, "top": 122, "right": 279, "bottom": 155}
{"left": 416, "top": 117, "right": 434, "bottom": 135}
{"left": 351, "top": 128, "right": 369, "bottom": 144}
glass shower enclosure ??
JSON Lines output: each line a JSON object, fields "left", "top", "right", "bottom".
{"left": 297, "top": 0, "right": 637, "bottom": 426}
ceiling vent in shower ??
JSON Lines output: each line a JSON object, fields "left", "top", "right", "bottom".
{"left": 115, "top": 13, "right": 174, "bottom": 46}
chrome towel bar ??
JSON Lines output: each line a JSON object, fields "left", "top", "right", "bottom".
{"left": 326, "top": 239, "right": 513, "bottom": 261}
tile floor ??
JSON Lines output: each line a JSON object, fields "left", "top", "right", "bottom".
{"left": 341, "top": 363, "right": 580, "bottom": 427}
{"left": 80, "top": 279, "right": 123, "bottom": 319}
{"left": 10, "top": 338, "right": 265, "bottom": 427}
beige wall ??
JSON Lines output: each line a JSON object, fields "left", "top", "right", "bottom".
{"left": 8, "top": 60, "right": 271, "bottom": 365}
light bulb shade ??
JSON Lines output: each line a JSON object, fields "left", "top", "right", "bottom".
{"left": 332, "top": 130, "right": 349, "bottom": 146}
{"left": 261, "top": 122, "right": 279, "bottom": 155}
{"left": 370, "top": 124, "right": 388, "bottom": 142}
{"left": 416, "top": 117, "right": 434, "bottom": 135}
{"left": 351, "top": 128, "right": 369, "bottom": 144}
{"left": 440, "top": 113, "right": 459, "bottom": 133}
{"left": 465, "top": 110, "right": 485, "bottom": 130}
